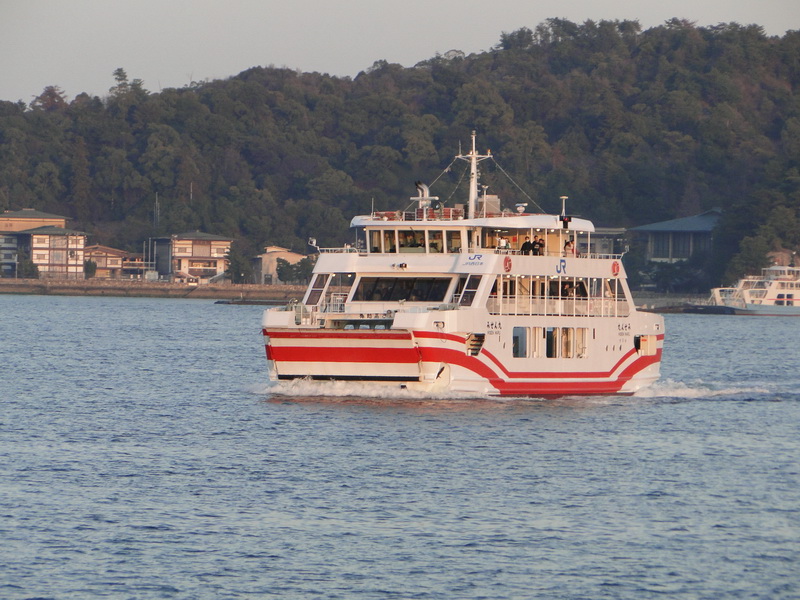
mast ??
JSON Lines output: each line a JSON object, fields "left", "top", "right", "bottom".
{"left": 457, "top": 131, "right": 492, "bottom": 219}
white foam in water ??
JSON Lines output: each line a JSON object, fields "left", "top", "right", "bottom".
{"left": 633, "top": 378, "right": 771, "bottom": 399}
{"left": 248, "top": 378, "right": 774, "bottom": 403}
{"left": 252, "top": 379, "right": 489, "bottom": 401}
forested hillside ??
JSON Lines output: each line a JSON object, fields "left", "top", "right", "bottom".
{"left": 1, "top": 18, "right": 798, "bottom": 285}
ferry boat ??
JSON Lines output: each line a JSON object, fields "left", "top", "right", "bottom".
{"left": 710, "top": 265, "right": 800, "bottom": 316}
{"left": 261, "top": 134, "right": 664, "bottom": 396}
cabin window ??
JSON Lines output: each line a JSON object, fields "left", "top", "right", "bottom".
{"left": 305, "top": 274, "right": 330, "bottom": 305}
{"left": 398, "top": 230, "right": 424, "bottom": 251}
{"left": 352, "top": 277, "right": 452, "bottom": 302}
{"left": 536, "top": 327, "right": 588, "bottom": 358}
{"left": 561, "top": 328, "right": 574, "bottom": 358}
{"left": 383, "top": 231, "right": 397, "bottom": 253}
{"left": 446, "top": 231, "right": 463, "bottom": 253}
{"left": 512, "top": 327, "right": 528, "bottom": 358}
{"left": 428, "top": 231, "right": 444, "bottom": 253}
{"left": 545, "top": 327, "right": 558, "bottom": 358}
{"left": 370, "top": 231, "right": 382, "bottom": 253}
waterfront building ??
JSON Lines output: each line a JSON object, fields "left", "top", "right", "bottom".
{"left": 153, "top": 231, "right": 233, "bottom": 284}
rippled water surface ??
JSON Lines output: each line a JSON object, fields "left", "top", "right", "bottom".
{"left": 1, "top": 295, "right": 799, "bottom": 599}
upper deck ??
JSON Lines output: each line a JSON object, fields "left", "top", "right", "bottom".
{"left": 326, "top": 207, "right": 609, "bottom": 263}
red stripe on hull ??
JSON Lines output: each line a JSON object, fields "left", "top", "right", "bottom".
{"left": 415, "top": 332, "right": 664, "bottom": 380}
{"left": 267, "top": 345, "right": 421, "bottom": 364}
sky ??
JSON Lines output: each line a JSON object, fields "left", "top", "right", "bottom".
{"left": 1, "top": 0, "right": 798, "bottom": 104}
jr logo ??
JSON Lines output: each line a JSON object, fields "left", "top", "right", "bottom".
{"left": 555, "top": 259, "right": 567, "bottom": 274}
{"left": 468, "top": 254, "right": 483, "bottom": 261}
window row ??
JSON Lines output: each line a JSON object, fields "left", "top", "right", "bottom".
{"left": 512, "top": 327, "right": 590, "bottom": 359}
{"left": 370, "top": 230, "right": 464, "bottom": 254}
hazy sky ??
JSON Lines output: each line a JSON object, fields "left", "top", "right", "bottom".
{"left": 1, "top": 0, "right": 798, "bottom": 103}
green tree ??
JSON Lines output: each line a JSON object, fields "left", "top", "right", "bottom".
{"left": 225, "top": 244, "right": 253, "bottom": 283}
{"left": 276, "top": 256, "right": 315, "bottom": 284}
{"left": 16, "top": 250, "right": 39, "bottom": 279}
{"left": 84, "top": 259, "right": 97, "bottom": 278}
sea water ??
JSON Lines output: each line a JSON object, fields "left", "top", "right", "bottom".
{"left": 0, "top": 295, "right": 798, "bottom": 599}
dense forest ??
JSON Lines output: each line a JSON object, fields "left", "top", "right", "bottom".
{"left": 1, "top": 18, "right": 799, "bottom": 287}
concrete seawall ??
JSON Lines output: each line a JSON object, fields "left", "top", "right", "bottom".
{"left": 0, "top": 278, "right": 306, "bottom": 303}
{"left": 1, "top": 279, "right": 707, "bottom": 310}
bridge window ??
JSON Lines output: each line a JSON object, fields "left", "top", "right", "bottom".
{"left": 455, "top": 275, "right": 482, "bottom": 306}
{"left": 352, "top": 277, "right": 452, "bottom": 302}
{"left": 305, "top": 274, "right": 330, "bottom": 305}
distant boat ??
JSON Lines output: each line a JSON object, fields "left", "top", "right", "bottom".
{"left": 261, "top": 132, "right": 664, "bottom": 396}
{"left": 710, "top": 265, "right": 800, "bottom": 316}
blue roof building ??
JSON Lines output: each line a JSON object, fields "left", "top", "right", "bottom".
{"left": 629, "top": 209, "right": 721, "bottom": 263}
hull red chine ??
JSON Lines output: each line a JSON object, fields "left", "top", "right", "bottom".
{"left": 263, "top": 328, "right": 423, "bottom": 382}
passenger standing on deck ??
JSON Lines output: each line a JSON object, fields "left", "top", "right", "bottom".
{"left": 564, "top": 239, "right": 575, "bottom": 256}
{"left": 532, "top": 235, "right": 543, "bottom": 255}
{"left": 520, "top": 236, "right": 533, "bottom": 255}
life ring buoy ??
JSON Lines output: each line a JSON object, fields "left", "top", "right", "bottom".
{"left": 611, "top": 261, "right": 620, "bottom": 277}
{"left": 504, "top": 256, "right": 512, "bottom": 272}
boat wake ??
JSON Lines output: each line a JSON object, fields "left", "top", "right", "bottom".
{"left": 251, "top": 379, "right": 489, "bottom": 402}
{"left": 248, "top": 378, "right": 788, "bottom": 406}
{"left": 634, "top": 378, "right": 773, "bottom": 400}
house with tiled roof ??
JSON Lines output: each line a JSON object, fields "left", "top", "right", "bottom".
{"left": 629, "top": 209, "right": 721, "bottom": 263}
{"left": 84, "top": 245, "right": 129, "bottom": 279}
{"left": 153, "top": 231, "right": 233, "bottom": 283}
{"left": 1, "top": 209, "right": 86, "bottom": 278}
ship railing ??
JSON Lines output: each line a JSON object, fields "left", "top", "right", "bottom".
{"left": 490, "top": 250, "right": 624, "bottom": 259}
{"left": 318, "top": 246, "right": 360, "bottom": 254}
{"left": 372, "top": 208, "right": 466, "bottom": 221}
{"left": 285, "top": 301, "right": 318, "bottom": 325}
{"left": 321, "top": 293, "right": 348, "bottom": 313}
{"left": 584, "top": 252, "right": 625, "bottom": 260}
{"left": 486, "top": 297, "right": 630, "bottom": 317}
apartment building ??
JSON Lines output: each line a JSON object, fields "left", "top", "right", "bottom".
{"left": 154, "top": 231, "right": 233, "bottom": 283}
{"left": 1, "top": 209, "right": 86, "bottom": 278}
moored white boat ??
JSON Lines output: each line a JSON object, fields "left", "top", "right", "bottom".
{"left": 261, "top": 133, "right": 664, "bottom": 396}
{"left": 710, "top": 265, "right": 800, "bottom": 316}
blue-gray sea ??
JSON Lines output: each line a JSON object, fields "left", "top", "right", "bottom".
{"left": 1, "top": 295, "right": 798, "bottom": 599}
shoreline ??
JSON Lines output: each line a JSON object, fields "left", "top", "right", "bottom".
{"left": 1, "top": 278, "right": 707, "bottom": 311}
{"left": 0, "top": 278, "right": 305, "bottom": 303}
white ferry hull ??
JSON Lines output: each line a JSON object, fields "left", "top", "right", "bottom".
{"left": 263, "top": 323, "right": 663, "bottom": 397}
{"left": 711, "top": 266, "right": 800, "bottom": 316}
